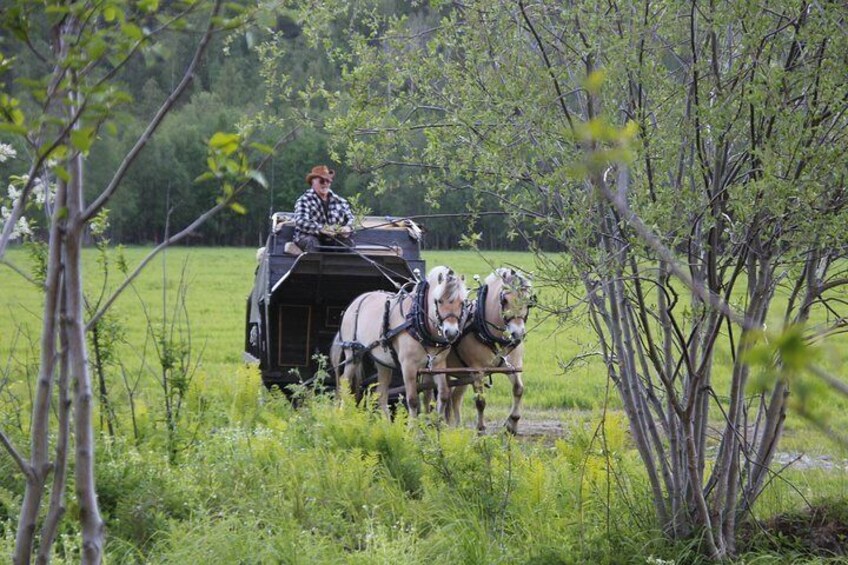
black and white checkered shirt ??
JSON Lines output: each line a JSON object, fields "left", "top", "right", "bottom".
{"left": 293, "top": 188, "right": 354, "bottom": 241}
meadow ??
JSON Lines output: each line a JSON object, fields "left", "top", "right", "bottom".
{"left": 1, "top": 246, "right": 847, "bottom": 563}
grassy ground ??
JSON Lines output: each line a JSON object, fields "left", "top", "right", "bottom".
{"left": 1, "top": 245, "right": 847, "bottom": 562}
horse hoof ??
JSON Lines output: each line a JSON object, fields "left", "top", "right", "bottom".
{"left": 505, "top": 416, "right": 520, "bottom": 435}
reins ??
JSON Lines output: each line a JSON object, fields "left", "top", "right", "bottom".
{"left": 325, "top": 234, "right": 412, "bottom": 291}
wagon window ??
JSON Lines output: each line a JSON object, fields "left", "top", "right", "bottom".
{"left": 325, "top": 306, "right": 344, "bottom": 328}
{"left": 278, "top": 305, "right": 311, "bottom": 367}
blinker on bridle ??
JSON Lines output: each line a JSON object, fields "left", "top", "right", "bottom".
{"left": 498, "top": 289, "right": 535, "bottom": 325}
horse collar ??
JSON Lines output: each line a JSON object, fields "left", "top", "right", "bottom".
{"left": 407, "top": 280, "right": 454, "bottom": 349}
{"left": 473, "top": 283, "right": 520, "bottom": 348}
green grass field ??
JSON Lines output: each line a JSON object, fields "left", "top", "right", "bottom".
{"left": 1, "top": 245, "right": 847, "bottom": 562}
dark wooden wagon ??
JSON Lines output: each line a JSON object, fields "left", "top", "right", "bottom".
{"left": 244, "top": 212, "right": 425, "bottom": 392}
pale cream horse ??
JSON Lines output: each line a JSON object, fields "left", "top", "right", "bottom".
{"left": 446, "top": 268, "right": 533, "bottom": 433}
{"left": 332, "top": 266, "right": 469, "bottom": 420}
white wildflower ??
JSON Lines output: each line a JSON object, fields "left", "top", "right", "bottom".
{"left": 32, "top": 176, "right": 55, "bottom": 206}
{"left": 7, "top": 183, "right": 21, "bottom": 207}
{"left": 5, "top": 216, "right": 33, "bottom": 241}
{"left": 0, "top": 143, "right": 16, "bottom": 163}
{"left": 1, "top": 198, "right": 29, "bottom": 240}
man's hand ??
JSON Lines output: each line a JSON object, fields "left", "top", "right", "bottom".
{"left": 338, "top": 225, "right": 353, "bottom": 238}
{"left": 319, "top": 224, "right": 336, "bottom": 237}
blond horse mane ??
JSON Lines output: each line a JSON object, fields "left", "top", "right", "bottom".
{"left": 428, "top": 265, "right": 467, "bottom": 302}
{"left": 485, "top": 267, "right": 532, "bottom": 294}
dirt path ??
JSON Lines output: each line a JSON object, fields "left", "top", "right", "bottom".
{"left": 493, "top": 414, "right": 848, "bottom": 471}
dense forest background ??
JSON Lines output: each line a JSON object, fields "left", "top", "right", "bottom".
{"left": 0, "top": 3, "right": 520, "bottom": 250}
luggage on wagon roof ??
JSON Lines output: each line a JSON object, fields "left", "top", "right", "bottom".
{"left": 244, "top": 212, "right": 425, "bottom": 392}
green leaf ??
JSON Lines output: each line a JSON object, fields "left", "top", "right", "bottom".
{"left": 229, "top": 202, "right": 247, "bottom": 215}
{"left": 138, "top": 0, "right": 159, "bottom": 12}
{"left": 103, "top": 5, "right": 119, "bottom": 22}
{"left": 53, "top": 165, "right": 70, "bottom": 183}
{"left": 209, "top": 132, "right": 240, "bottom": 156}
{"left": 121, "top": 23, "right": 144, "bottom": 41}
{"left": 0, "top": 123, "right": 27, "bottom": 135}
{"left": 86, "top": 35, "right": 108, "bottom": 60}
{"left": 584, "top": 69, "right": 606, "bottom": 95}
{"left": 249, "top": 142, "right": 275, "bottom": 155}
{"left": 194, "top": 171, "right": 216, "bottom": 183}
{"left": 10, "top": 108, "right": 25, "bottom": 126}
{"left": 70, "top": 127, "right": 95, "bottom": 152}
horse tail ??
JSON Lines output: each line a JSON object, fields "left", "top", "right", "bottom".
{"left": 330, "top": 331, "right": 343, "bottom": 381}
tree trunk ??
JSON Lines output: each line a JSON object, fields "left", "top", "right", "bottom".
{"left": 36, "top": 290, "right": 71, "bottom": 564}
{"left": 14, "top": 178, "right": 67, "bottom": 565}
{"left": 66, "top": 143, "right": 104, "bottom": 563}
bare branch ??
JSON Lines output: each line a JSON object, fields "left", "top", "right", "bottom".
{"left": 517, "top": 0, "right": 575, "bottom": 131}
{"left": 0, "top": 429, "right": 34, "bottom": 481}
{"left": 0, "top": 258, "right": 41, "bottom": 288}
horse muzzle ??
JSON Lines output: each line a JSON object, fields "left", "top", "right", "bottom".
{"left": 441, "top": 323, "right": 461, "bottom": 342}
{"left": 507, "top": 321, "right": 526, "bottom": 342}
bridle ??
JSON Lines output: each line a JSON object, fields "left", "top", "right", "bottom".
{"left": 473, "top": 282, "right": 535, "bottom": 348}
{"left": 403, "top": 279, "right": 468, "bottom": 349}
{"left": 432, "top": 294, "right": 469, "bottom": 331}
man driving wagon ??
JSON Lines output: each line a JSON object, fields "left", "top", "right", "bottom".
{"left": 290, "top": 165, "right": 355, "bottom": 253}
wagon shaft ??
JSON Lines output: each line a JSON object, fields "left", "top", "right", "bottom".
{"left": 417, "top": 367, "right": 522, "bottom": 375}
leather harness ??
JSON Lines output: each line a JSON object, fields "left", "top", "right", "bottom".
{"left": 452, "top": 283, "right": 531, "bottom": 370}
{"left": 341, "top": 280, "right": 466, "bottom": 371}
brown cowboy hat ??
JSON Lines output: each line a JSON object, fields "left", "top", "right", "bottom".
{"left": 305, "top": 165, "right": 335, "bottom": 184}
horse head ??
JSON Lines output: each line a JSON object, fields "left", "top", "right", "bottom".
{"left": 486, "top": 267, "right": 534, "bottom": 342}
{"left": 427, "top": 266, "right": 469, "bottom": 342}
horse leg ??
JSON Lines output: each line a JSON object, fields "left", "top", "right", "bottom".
{"left": 420, "top": 374, "right": 434, "bottom": 414}
{"left": 337, "top": 348, "right": 359, "bottom": 404}
{"left": 376, "top": 364, "right": 393, "bottom": 419}
{"left": 434, "top": 371, "right": 451, "bottom": 422}
{"left": 505, "top": 370, "right": 524, "bottom": 434}
{"left": 449, "top": 384, "right": 467, "bottom": 427}
{"left": 472, "top": 373, "right": 486, "bottom": 433}
{"left": 401, "top": 360, "right": 421, "bottom": 421}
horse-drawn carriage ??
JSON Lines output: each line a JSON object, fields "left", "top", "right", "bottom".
{"left": 245, "top": 211, "right": 532, "bottom": 431}
{"left": 244, "top": 212, "right": 425, "bottom": 391}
